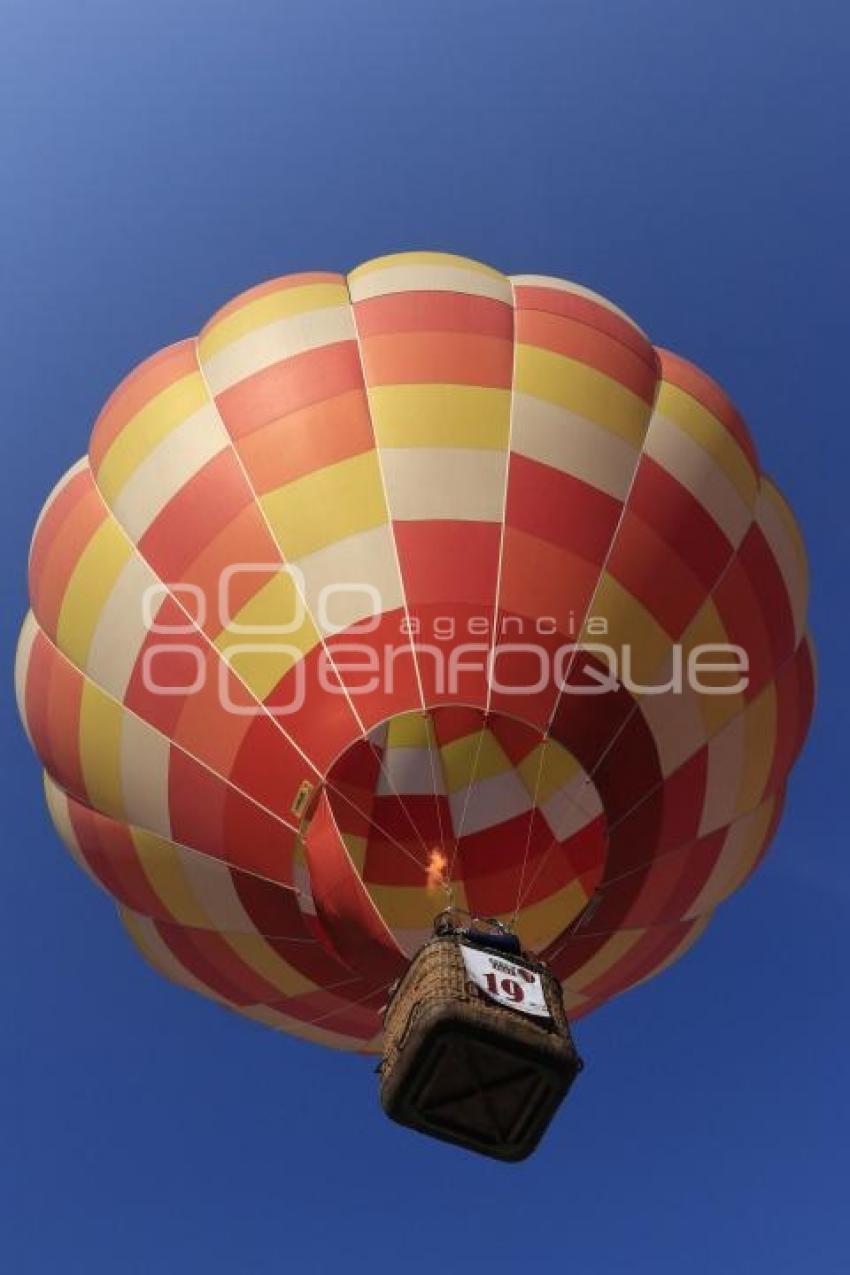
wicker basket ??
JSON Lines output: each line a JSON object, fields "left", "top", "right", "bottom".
{"left": 379, "top": 931, "right": 582, "bottom": 1161}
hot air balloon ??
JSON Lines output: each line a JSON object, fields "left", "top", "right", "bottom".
{"left": 15, "top": 252, "right": 814, "bottom": 1158}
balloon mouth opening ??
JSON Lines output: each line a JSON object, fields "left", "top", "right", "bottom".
{"left": 322, "top": 706, "right": 608, "bottom": 955}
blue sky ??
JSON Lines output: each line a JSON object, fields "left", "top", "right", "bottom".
{"left": 2, "top": 2, "right": 848, "bottom": 1271}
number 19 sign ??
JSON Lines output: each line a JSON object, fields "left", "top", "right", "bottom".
{"left": 460, "top": 945, "right": 551, "bottom": 1018}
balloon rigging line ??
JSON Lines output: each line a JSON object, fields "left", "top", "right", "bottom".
{"left": 421, "top": 711, "right": 452, "bottom": 891}
{"left": 510, "top": 733, "right": 550, "bottom": 928}
{"left": 444, "top": 718, "right": 488, "bottom": 890}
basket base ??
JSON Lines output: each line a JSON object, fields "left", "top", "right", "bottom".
{"left": 381, "top": 1003, "right": 581, "bottom": 1162}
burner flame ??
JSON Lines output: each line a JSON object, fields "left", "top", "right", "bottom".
{"left": 426, "top": 847, "right": 448, "bottom": 894}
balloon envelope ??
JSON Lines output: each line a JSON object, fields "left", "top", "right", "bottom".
{"left": 16, "top": 252, "right": 815, "bottom": 1051}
